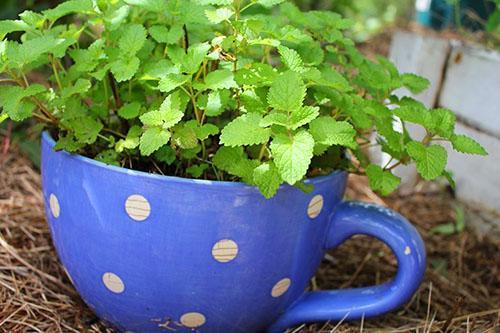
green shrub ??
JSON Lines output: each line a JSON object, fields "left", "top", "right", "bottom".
{"left": 0, "top": 0, "right": 487, "bottom": 198}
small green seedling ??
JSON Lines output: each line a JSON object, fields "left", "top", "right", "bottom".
{"left": 0, "top": 0, "right": 487, "bottom": 198}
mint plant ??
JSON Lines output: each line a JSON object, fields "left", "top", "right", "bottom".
{"left": 0, "top": 0, "right": 487, "bottom": 198}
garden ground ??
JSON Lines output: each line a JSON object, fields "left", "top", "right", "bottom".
{"left": 0, "top": 145, "right": 498, "bottom": 333}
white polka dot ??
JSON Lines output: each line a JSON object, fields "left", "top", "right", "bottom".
{"left": 125, "top": 195, "right": 151, "bottom": 221}
{"left": 271, "top": 278, "right": 291, "bottom": 298}
{"left": 102, "top": 272, "right": 125, "bottom": 293}
{"left": 180, "top": 312, "right": 206, "bottom": 328}
{"left": 307, "top": 195, "right": 324, "bottom": 219}
{"left": 404, "top": 246, "right": 411, "bottom": 255}
{"left": 212, "top": 239, "right": 238, "bottom": 263}
{"left": 49, "top": 194, "right": 60, "bottom": 218}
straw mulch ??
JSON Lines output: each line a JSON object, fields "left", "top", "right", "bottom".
{"left": 0, "top": 148, "right": 499, "bottom": 333}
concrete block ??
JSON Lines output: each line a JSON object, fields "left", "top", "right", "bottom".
{"left": 440, "top": 43, "right": 500, "bottom": 137}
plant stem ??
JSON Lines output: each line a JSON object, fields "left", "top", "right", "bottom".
{"left": 108, "top": 72, "right": 122, "bottom": 109}
{"left": 258, "top": 142, "right": 268, "bottom": 161}
{"left": 50, "top": 55, "right": 63, "bottom": 91}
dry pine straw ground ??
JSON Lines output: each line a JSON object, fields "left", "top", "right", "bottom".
{"left": 0, "top": 148, "right": 499, "bottom": 333}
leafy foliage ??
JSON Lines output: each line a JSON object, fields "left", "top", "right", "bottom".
{"left": 0, "top": 0, "right": 487, "bottom": 198}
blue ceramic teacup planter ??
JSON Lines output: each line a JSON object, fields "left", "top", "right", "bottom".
{"left": 41, "top": 132, "right": 425, "bottom": 333}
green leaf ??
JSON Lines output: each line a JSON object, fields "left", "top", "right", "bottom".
{"left": 406, "top": 141, "right": 448, "bottom": 180}
{"left": 278, "top": 45, "right": 306, "bottom": 73}
{"left": 309, "top": 117, "right": 357, "bottom": 149}
{"left": 199, "top": 69, "right": 237, "bottom": 91}
{"left": 450, "top": 134, "right": 488, "bottom": 155}
{"left": 158, "top": 73, "right": 190, "bottom": 93}
{"left": 366, "top": 164, "right": 401, "bottom": 196}
{"left": 220, "top": 113, "right": 271, "bottom": 146}
{"left": 186, "top": 164, "right": 209, "bottom": 178}
{"left": 289, "top": 106, "right": 319, "bottom": 130}
{"left": 5, "top": 36, "right": 64, "bottom": 68}
{"left": 110, "top": 56, "right": 140, "bottom": 82}
{"left": 257, "top": 0, "right": 286, "bottom": 8}
{"left": 61, "top": 79, "right": 91, "bottom": 98}
{"left": 267, "top": 71, "right": 306, "bottom": 112}
{"left": 95, "top": 150, "right": 120, "bottom": 166}
{"left": 430, "top": 108, "right": 455, "bottom": 138}
{"left": 42, "top": 0, "right": 94, "bottom": 22}
{"left": 0, "top": 84, "right": 46, "bottom": 121}
{"left": 119, "top": 24, "right": 147, "bottom": 55}
{"left": 154, "top": 145, "right": 176, "bottom": 164}
{"left": 314, "top": 67, "right": 352, "bottom": 92}
{"left": 140, "top": 92, "right": 184, "bottom": 129}
{"left": 118, "top": 102, "right": 141, "bottom": 120}
{"left": 253, "top": 162, "right": 282, "bottom": 198}
{"left": 182, "top": 43, "right": 211, "bottom": 74}
{"left": 124, "top": 0, "right": 169, "bottom": 12}
{"left": 173, "top": 125, "right": 198, "bottom": 149}
{"left": 400, "top": 73, "right": 430, "bottom": 94}
{"left": 148, "top": 25, "right": 170, "bottom": 43}
{"left": 205, "top": 7, "right": 234, "bottom": 24}
{"left": 0, "top": 20, "right": 30, "bottom": 39}
{"left": 140, "top": 127, "right": 171, "bottom": 156}
{"left": 67, "top": 116, "right": 104, "bottom": 144}
{"left": 270, "top": 130, "right": 314, "bottom": 184}
{"left": 115, "top": 126, "right": 142, "bottom": 152}
{"left": 212, "top": 146, "right": 258, "bottom": 184}
{"left": 204, "top": 90, "right": 224, "bottom": 116}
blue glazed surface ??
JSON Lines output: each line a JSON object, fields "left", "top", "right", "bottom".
{"left": 41, "top": 132, "right": 425, "bottom": 333}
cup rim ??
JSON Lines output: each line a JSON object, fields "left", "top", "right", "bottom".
{"left": 42, "top": 131, "right": 346, "bottom": 191}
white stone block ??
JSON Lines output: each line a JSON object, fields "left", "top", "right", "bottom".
{"left": 440, "top": 43, "right": 500, "bottom": 137}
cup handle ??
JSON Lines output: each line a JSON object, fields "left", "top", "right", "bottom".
{"left": 268, "top": 201, "right": 426, "bottom": 333}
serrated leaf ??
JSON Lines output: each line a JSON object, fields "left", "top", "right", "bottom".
{"left": 148, "top": 25, "right": 170, "bottom": 43}
{"left": 140, "top": 127, "right": 171, "bottom": 156}
{"left": 430, "top": 108, "right": 455, "bottom": 138}
{"left": 5, "top": 36, "right": 64, "bottom": 68}
{"left": 260, "top": 112, "right": 288, "bottom": 128}
{"left": 309, "top": 117, "right": 357, "bottom": 149}
{"left": 154, "top": 145, "right": 176, "bottom": 164}
{"left": 119, "top": 24, "right": 147, "bottom": 55}
{"left": 67, "top": 116, "right": 104, "bottom": 144}
{"left": 186, "top": 164, "right": 209, "bottom": 178}
{"left": 278, "top": 45, "right": 306, "bottom": 73}
{"left": 42, "top": 0, "right": 94, "bottom": 22}
{"left": 61, "top": 79, "right": 91, "bottom": 98}
{"left": 450, "top": 134, "right": 488, "bottom": 155}
{"left": 267, "top": 71, "right": 306, "bottom": 112}
{"left": 173, "top": 125, "right": 198, "bottom": 149}
{"left": 182, "top": 43, "right": 211, "bottom": 74}
{"left": 115, "top": 126, "right": 142, "bottom": 152}
{"left": 212, "top": 146, "right": 258, "bottom": 184}
{"left": 257, "top": 0, "right": 286, "bottom": 8}
{"left": 253, "top": 162, "right": 282, "bottom": 198}
{"left": 0, "top": 20, "right": 30, "bottom": 39}
{"left": 406, "top": 141, "right": 448, "bottom": 180}
{"left": 0, "top": 84, "right": 46, "bottom": 121}
{"left": 289, "top": 106, "right": 319, "bottom": 130}
{"left": 140, "top": 92, "right": 184, "bottom": 129}
{"left": 270, "top": 130, "right": 314, "bottom": 184}
{"left": 366, "top": 164, "right": 401, "bottom": 196}
{"left": 220, "top": 113, "right": 271, "bottom": 146}
{"left": 110, "top": 56, "right": 140, "bottom": 82}
{"left": 205, "top": 7, "right": 234, "bottom": 24}
{"left": 118, "top": 102, "right": 141, "bottom": 119}
{"left": 124, "top": 0, "right": 169, "bottom": 12}
{"left": 400, "top": 73, "right": 430, "bottom": 94}
{"left": 204, "top": 90, "right": 224, "bottom": 116}
{"left": 199, "top": 69, "right": 238, "bottom": 91}
{"left": 158, "top": 73, "right": 190, "bottom": 93}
